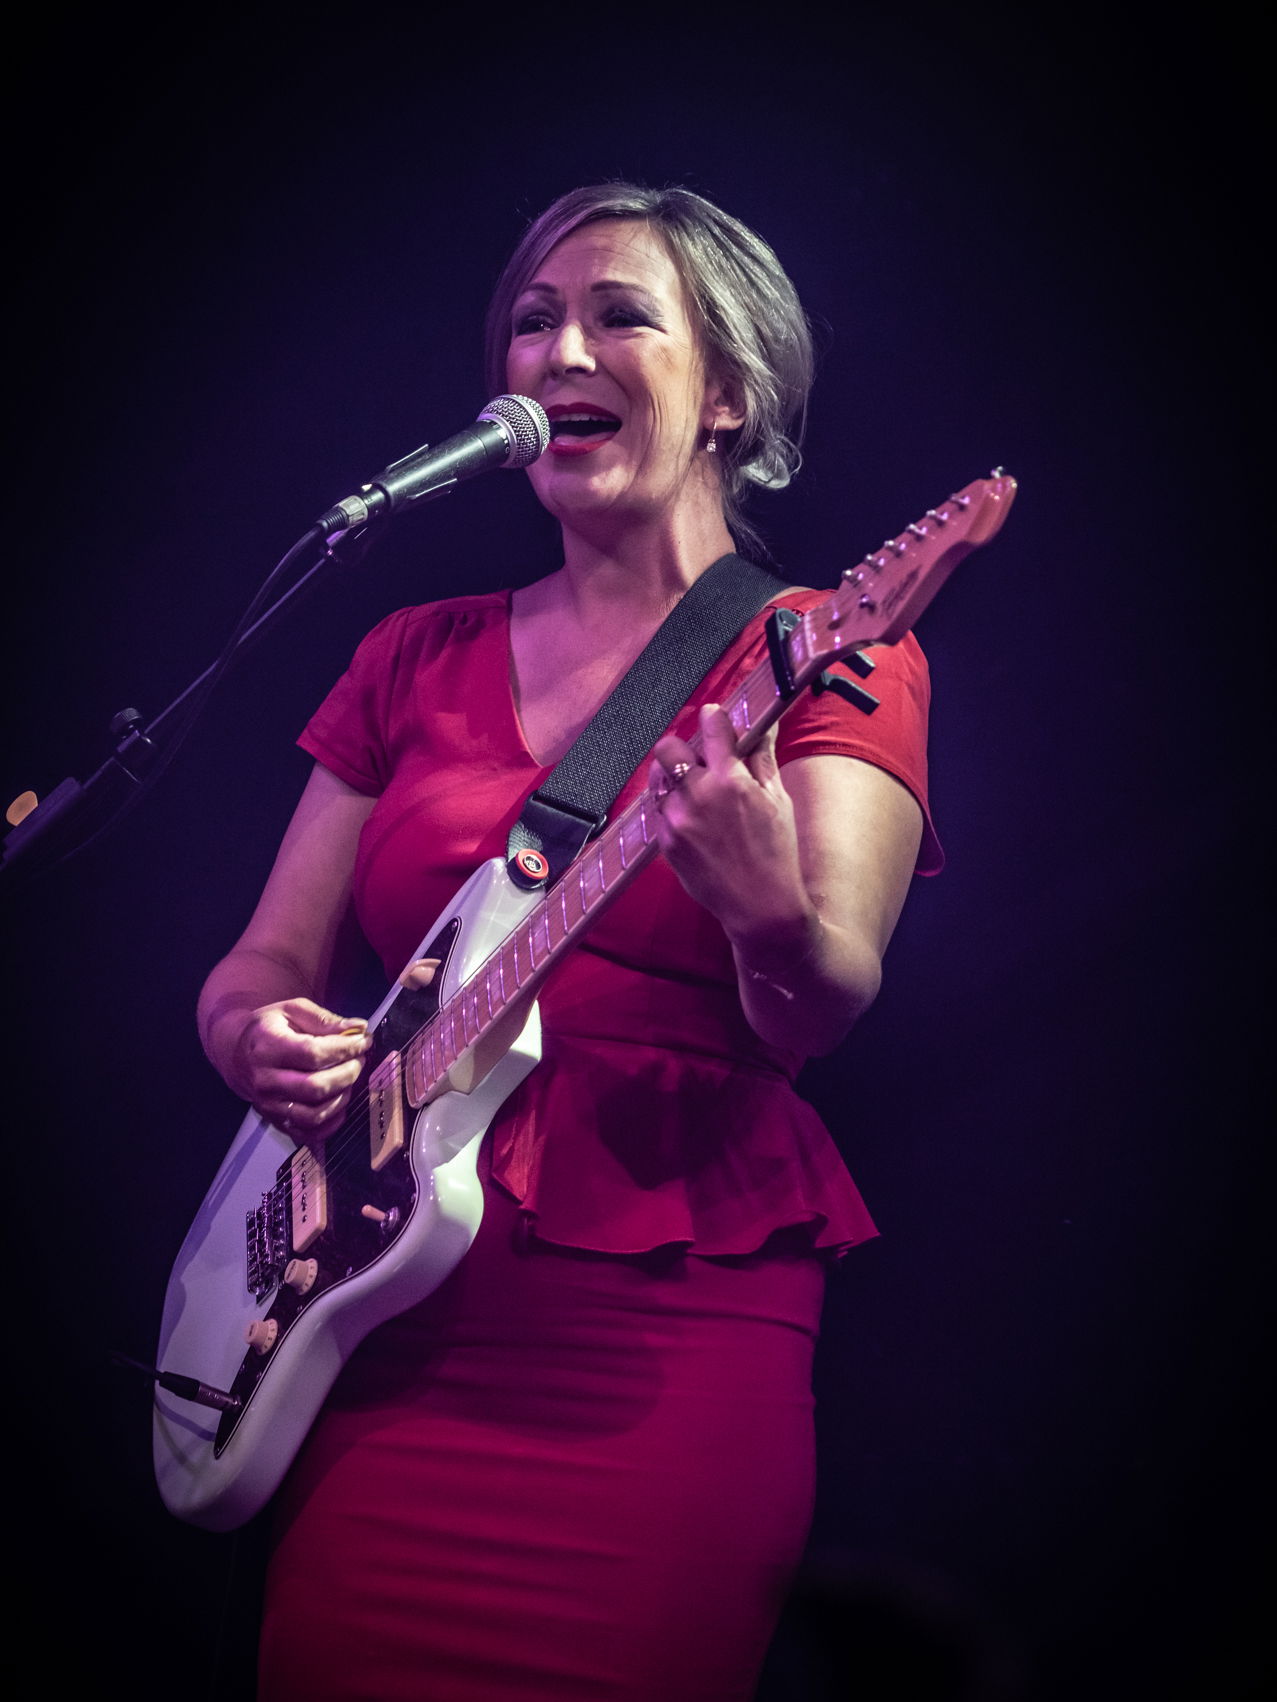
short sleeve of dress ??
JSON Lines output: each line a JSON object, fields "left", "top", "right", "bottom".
{"left": 297, "top": 608, "right": 409, "bottom": 794}
{"left": 298, "top": 603, "right": 466, "bottom": 797}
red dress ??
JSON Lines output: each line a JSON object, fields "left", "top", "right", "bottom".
{"left": 257, "top": 588, "right": 939, "bottom": 1701}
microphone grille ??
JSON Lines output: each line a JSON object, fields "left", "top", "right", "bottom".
{"left": 478, "top": 394, "right": 550, "bottom": 468}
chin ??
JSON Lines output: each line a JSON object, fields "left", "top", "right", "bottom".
{"left": 532, "top": 465, "right": 628, "bottom": 517}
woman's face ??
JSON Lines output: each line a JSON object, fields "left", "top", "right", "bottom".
{"left": 505, "top": 218, "right": 723, "bottom": 532}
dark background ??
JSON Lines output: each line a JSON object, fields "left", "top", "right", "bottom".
{"left": 2, "top": 10, "right": 1265, "bottom": 1699}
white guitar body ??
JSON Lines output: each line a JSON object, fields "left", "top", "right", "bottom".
{"left": 153, "top": 858, "right": 542, "bottom": 1531}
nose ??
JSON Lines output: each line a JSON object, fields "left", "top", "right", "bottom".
{"left": 547, "top": 318, "right": 595, "bottom": 377}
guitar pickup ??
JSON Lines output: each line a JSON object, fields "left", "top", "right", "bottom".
{"left": 289, "top": 1145, "right": 329, "bottom": 1253}
{"left": 368, "top": 1049, "right": 406, "bottom": 1173}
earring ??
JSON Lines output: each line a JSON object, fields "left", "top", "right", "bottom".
{"left": 706, "top": 424, "right": 718, "bottom": 455}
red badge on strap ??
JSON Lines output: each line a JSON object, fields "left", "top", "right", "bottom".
{"left": 511, "top": 848, "right": 549, "bottom": 884}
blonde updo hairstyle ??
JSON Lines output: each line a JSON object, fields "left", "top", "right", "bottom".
{"left": 483, "top": 182, "right": 815, "bottom": 560}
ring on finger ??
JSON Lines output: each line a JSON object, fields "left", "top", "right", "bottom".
{"left": 655, "top": 760, "right": 693, "bottom": 800}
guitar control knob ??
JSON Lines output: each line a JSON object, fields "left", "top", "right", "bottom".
{"left": 244, "top": 1318, "right": 279, "bottom": 1355}
{"left": 283, "top": 1258, "right": 319, "bottom": 1295}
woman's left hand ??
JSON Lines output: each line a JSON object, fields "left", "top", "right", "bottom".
{"left": 648, "top": 703, "right": 816, "bottom": 955}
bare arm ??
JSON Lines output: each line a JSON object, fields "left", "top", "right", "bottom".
{"left": 650, "top": 705, "right": 923, "bottom": 1056}
{"left": 197, "top": 762, "right": 377, "bottom": 1135}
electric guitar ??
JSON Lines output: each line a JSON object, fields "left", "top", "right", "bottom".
{"left": 153, "top": 470, "right": 1017, "bottom": 1530}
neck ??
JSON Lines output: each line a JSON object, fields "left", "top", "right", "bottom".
{"left": 551, "top": 507, "right": 738, "bottom": 627}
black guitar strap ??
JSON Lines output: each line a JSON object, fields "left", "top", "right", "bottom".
{"left": 506, "top": 553, "right": 788, "bottom": 887}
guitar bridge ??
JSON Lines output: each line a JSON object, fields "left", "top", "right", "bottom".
{"left": 245, "top": 1176, "right": 291, "bottom": 1303}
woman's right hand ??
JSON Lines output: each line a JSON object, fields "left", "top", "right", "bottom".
{"left": 229, "top": 998, "right": 373, "bottom": 1139}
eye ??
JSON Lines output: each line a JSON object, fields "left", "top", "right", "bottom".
{"left": 602, "top": 305, "right": 653, "bottom": 328}
{"left": 512, "top": 309, "right": 556, "bottom": 335}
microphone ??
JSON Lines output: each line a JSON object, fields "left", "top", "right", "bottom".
{"left": 316, "top": 394, "right": 550, "bottom": 536}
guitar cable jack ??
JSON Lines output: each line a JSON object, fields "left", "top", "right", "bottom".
{"left": 109, "top": 1349, "right": 242, "bottom": 1413}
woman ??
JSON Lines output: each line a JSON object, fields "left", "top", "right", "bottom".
{"left": 198, "top": 182, "right": 941, "bottom": 1701}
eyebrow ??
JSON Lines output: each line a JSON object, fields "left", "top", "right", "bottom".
{"left": 516, "top": 279, "right": 661, "bottom": 302}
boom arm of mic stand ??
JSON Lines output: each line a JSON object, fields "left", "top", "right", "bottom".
{"left": 0, "top": 523, "right": 369, "bottom": 893}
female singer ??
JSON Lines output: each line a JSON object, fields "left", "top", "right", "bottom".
{"left": 197, "top": 181, "right": 941, "bottom": 1701}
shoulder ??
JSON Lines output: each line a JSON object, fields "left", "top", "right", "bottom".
{"left": 346, "top": 590, "right": 510, "bottom": 668}
{"left": 360, "top": 589, "right": 509, "bottom": 644}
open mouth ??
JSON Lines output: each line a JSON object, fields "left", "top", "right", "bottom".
{"left": 546, "top": 408, "right": 622, "bottom": 453}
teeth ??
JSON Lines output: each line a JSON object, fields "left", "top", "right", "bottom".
{"left": 551, "top": 412, "right": 622, "bottom": 439}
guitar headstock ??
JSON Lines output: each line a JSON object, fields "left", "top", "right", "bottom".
{"left": 798, "top": 471, "right": 1017, "bottom": 674}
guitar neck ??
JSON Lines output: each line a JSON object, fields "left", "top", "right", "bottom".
{"left": 400, "top": 469, "right": 1017, "bottom": 1108}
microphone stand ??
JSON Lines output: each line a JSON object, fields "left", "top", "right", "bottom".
{"left": 0, "top": 520, "right": 372, "bottom": 894}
